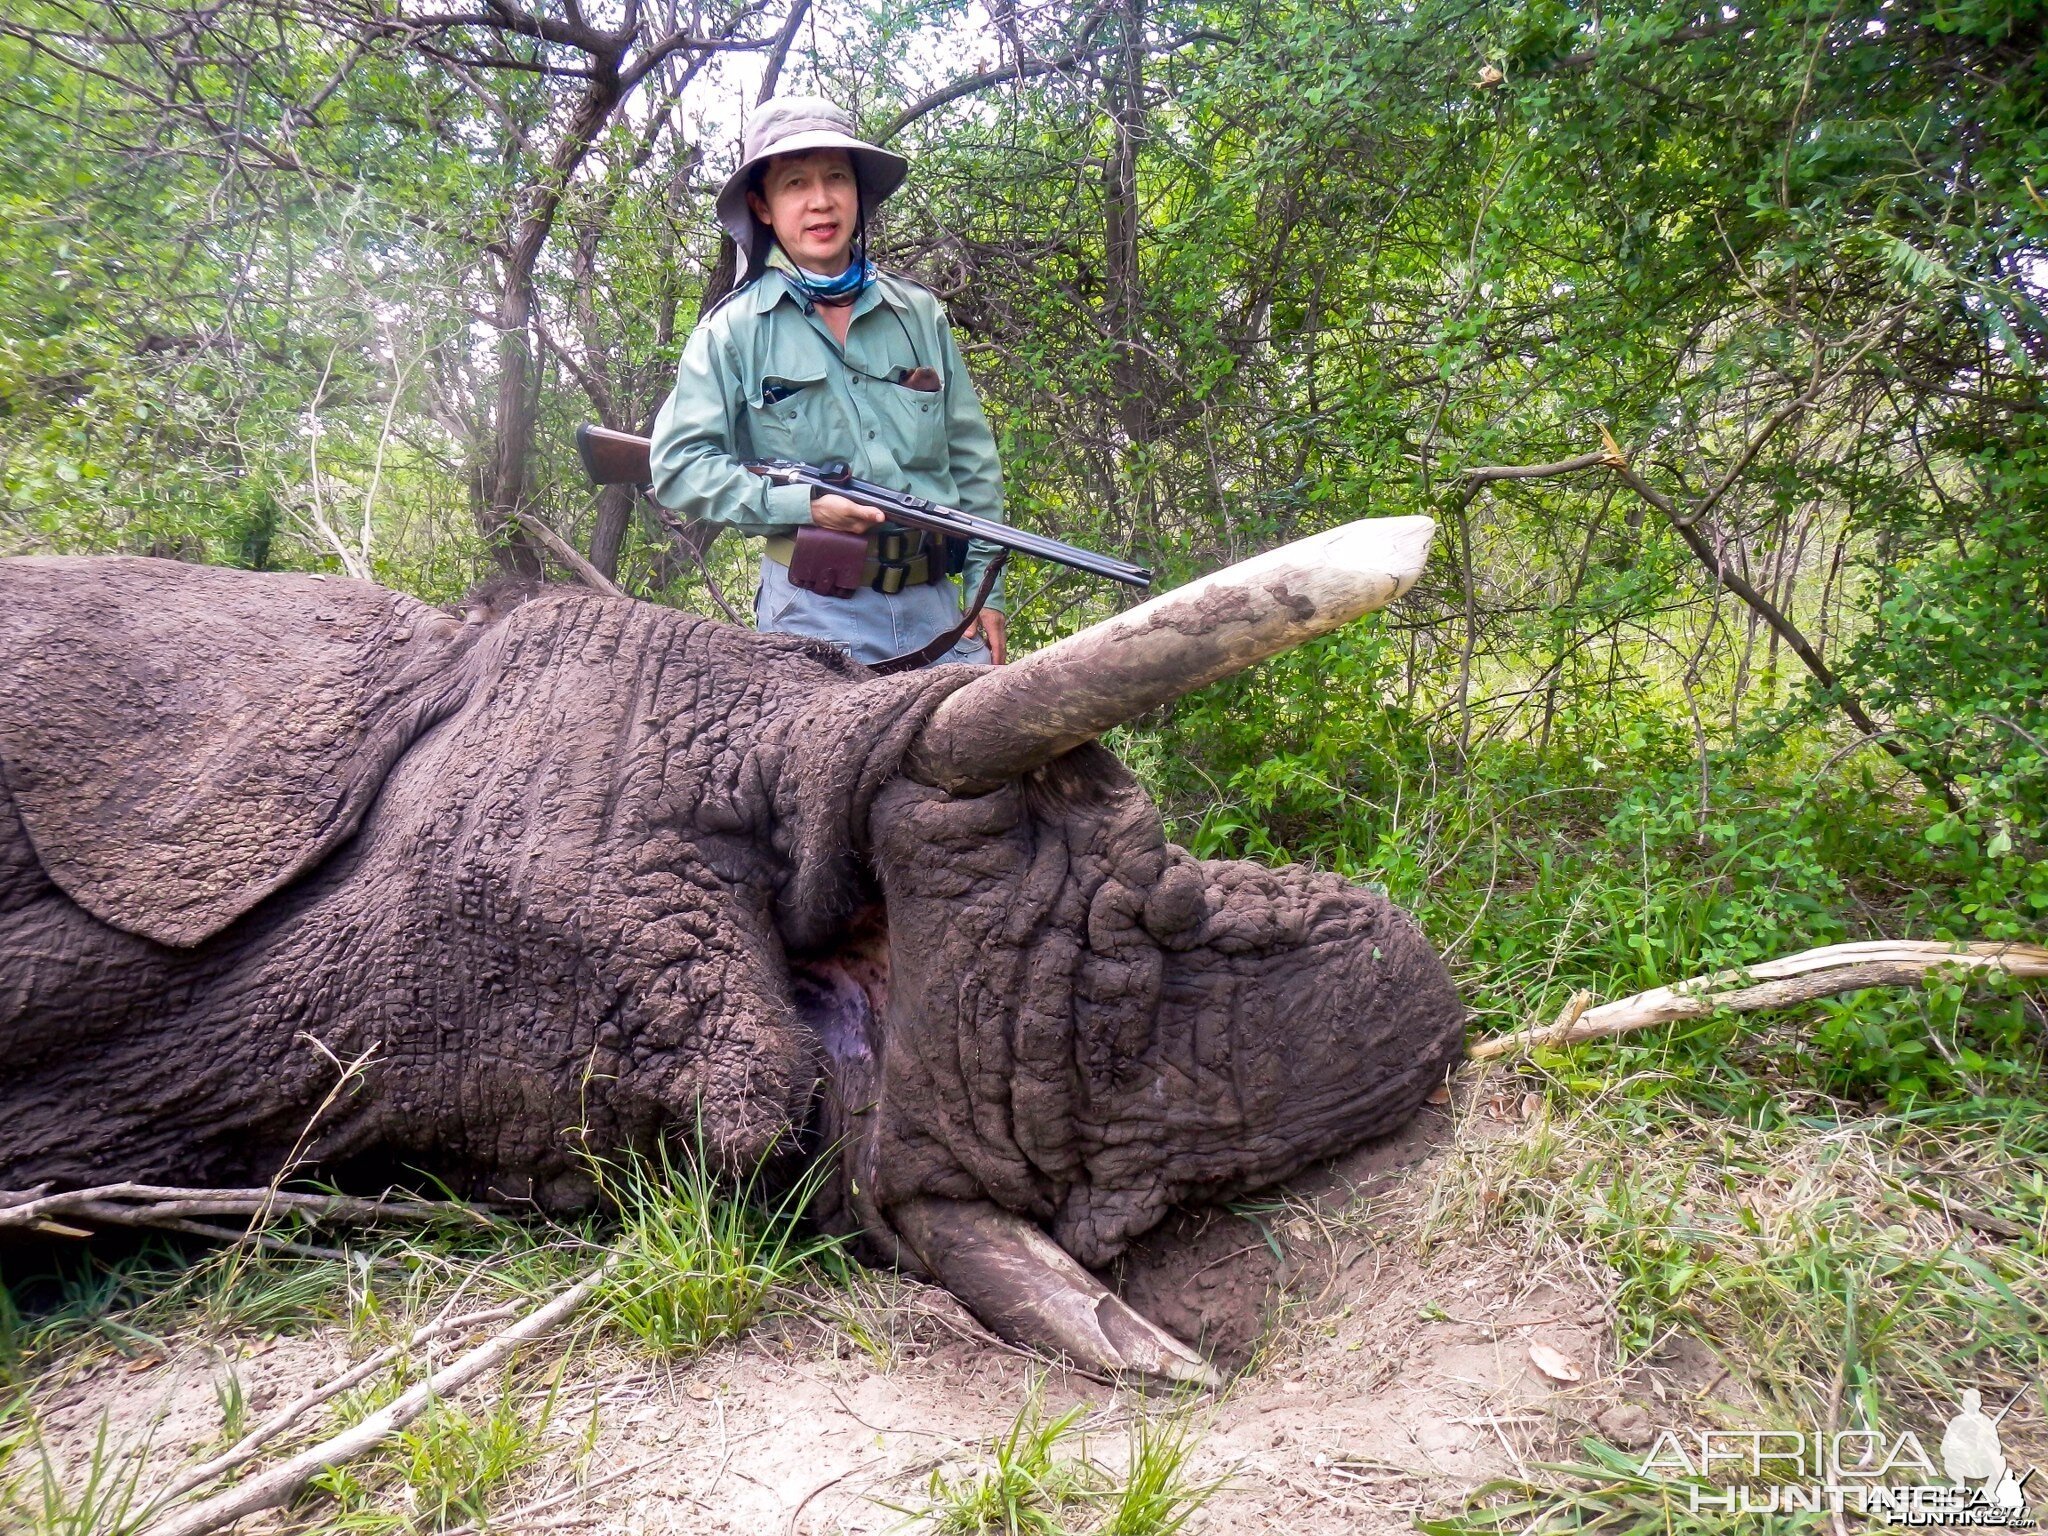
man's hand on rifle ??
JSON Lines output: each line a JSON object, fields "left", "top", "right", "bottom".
{"left": 970, "top": 608, "right": 1007, "bottom": 665}
{"left": 810, "top": 493, "right": 884, "bottom": 533}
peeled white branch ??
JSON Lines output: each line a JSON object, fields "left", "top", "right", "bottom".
{"left": 139, "top": 1262, "right": 612, "bottom": 1536}
{"left": 150, "top": 1300, "right": 524, "bottom": 1504}
{"left": 1469, "top": 940, "right": 2048, "bottom": 1061}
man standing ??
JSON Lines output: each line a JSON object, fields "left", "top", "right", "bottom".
{"left": 649, "top": 96, "right": 1007, "bottom": 666}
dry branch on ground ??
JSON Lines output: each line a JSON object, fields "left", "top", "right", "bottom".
{"left": 137, "top": 1261, "right": 613, "bottom": 1536}
{"left": 0, "top": 1182, "right": 494, "bottom": 1239}
{"left": 1470, "top": 939, "right": 2048, "bottom": 1060}
{"left": 147, "top": 1300, "right": 527, "bottom": 1505}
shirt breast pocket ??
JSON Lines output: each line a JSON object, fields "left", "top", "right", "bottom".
{"left": 880, "top": 377, "right": 947, "bottom": 472}
{"left": 746, "top": 367, "right": 832, "bottom": 461}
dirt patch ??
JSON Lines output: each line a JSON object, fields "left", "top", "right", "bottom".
{"left": 14, "top": 1100, "right": 1734, "bottom": 1534}
{"left": 1105, "top": 1105, "right": 1459, "bottom": 1374}
{"left": 1107, "top": 1208, "right": 1285, "bottom": 1372}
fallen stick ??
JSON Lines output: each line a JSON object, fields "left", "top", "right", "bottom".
{"left": 150, "top": 1299, "right": 525, "bottom": 1505}
{"left": 514, "top": 510, "right": 627, "bottom": 599}
{"left": 0, "top": 1183, "right": 493, "bottom": 1238}
{"left": 156, "top": 1218, "right": 356, "bottom": 1264}
{"left": 139, "top": 1262, "right": 613, "bottom": 1536}
{"left": 1470, "top": 940, "right": 2048, "bottom": 1061}
{"left": 1899, "top": 1180, "right": 2033, "bottom": 1243}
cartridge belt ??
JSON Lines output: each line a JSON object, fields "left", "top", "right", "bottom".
{"left": 763, "top": 525, "right": 945, "bottom": 595}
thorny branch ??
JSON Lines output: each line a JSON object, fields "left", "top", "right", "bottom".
{"left": 1457, "top": 399, "right": 1963, "bottom": 811}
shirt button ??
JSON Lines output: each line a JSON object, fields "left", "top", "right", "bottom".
{"left": 850, "top": 375, "right": 861, "bottom": 387}
{"left": 866, "top": 430, "right": 877, "bottom": 440}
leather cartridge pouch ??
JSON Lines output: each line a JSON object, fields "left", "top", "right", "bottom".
{"left": 787, "top": 525, "right": 870, "bottom": 598}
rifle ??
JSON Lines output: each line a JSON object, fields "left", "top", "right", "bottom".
{"left": 573, "top": 424, "right": 1153, "bottom": 591}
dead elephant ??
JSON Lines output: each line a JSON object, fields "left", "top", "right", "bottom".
{"left": 0, "top": 516, "right": 1463, "bottom": 1383}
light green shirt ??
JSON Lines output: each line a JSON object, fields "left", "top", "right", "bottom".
{"left": 649, "top": 268, "right": 1007, "bottom": 610}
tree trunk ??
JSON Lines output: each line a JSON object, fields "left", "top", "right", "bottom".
{"left": 486, "top": 278, "right": 546, "bottom": 577}
{"left": 1105, "top": 0, "right": 1145, "bottom": 437}
{"left": 1103, "top": 0, "right": 1152, "bottom": 559}
{"left": 483, "top": 64, "right": 627, "bottom": 575}
{"left": 588, "top": 482, "right": 637, "bottom": 581}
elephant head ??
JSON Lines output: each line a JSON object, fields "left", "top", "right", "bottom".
{"left": 0, "top": 515, "right": 1460, "bottom": 1383}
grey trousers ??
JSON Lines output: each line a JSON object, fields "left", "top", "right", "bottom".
{"left": 753, "top": 556, "right": 991, "bottom": 667}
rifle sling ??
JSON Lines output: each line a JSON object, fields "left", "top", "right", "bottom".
{"left": 870, "top": 552, "right": 1009, "bottom": 675}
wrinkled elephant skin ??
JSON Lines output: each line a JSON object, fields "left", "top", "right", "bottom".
{"left": 0, "top": 555, "right": 1463, "bottom": 1378}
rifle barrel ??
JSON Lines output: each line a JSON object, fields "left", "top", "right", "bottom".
{"left": 568, "top": 432, "right": 1152, "bottom": 589}
{"left": 749, "top": 460, "right": 1153, "bottom": 589}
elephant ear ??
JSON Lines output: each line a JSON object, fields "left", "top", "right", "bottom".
{"left": 0, "top": 556, "right": 484, "bottom": 947}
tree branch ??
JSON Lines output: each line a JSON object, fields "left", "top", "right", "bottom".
{"left": 1679, "top": 310, "right": 1907, "bottom": 530}
{"left": 1461, "top": 451, "right": 1612, "bottom": 484}
{"left": 875, "top": 17, "right": 1224, "bottom": 143}
{"left": 1606, "top": 458, "right": 1862, "bottom": 712}
{"left": 514, "top": 510, "right": 627, "bottom": 597}
{"left": 149, "top": 1300, "right": 525, "bottom": 1505}
{"left": 1459, "top": 431, "right": 1962, "bottom": 810}
{"left": 0, "top": 1183, "right": 491, "bottom": 1236}
{"left": 753, "top": 0, "right": 809, "bottom": 104}
{"left": 619, "top": 20, "right": 781, "bottom": 92}
{"left": 1469, "top": 940, "right": 2048, "bottom": 1060}
{"left": 139, "top": 1262, "right": 614, "bottom": 1536}
{"left": 530, "top": 298, "right": 614, "bottom": 420}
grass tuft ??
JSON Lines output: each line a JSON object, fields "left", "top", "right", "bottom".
{"left": 898, "top": 1385, "right": 1222, "bottom": 1536}
{"left": 0, "top": 1411, "right": 154, "bottom": 1536}
{"left": 1417, "top": 1067, "right": 2047, "bottom": 1428}
{"left": 309, "top": 1366, "right": 554, "bottom": 1533}
{"left": 393, "top": 1381, "right": 550, "bottom": 1529}
{"left": 593, "top": 1138, "right": 843, "bottom": 1358}
{"left": 916, "top": 1388, "right": 1098, "bottom": 1534}
{"left": 1095, "top": 1409, "right": 1224, "bottom": 1536}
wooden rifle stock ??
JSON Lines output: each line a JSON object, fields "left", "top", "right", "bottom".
{"left": 576, "top": 423, "right": 652, "bottom": 487}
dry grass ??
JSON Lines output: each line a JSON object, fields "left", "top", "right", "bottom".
{"left": 5, "top": 1052, "right": 2045, "bottom": 1533}
{"left": 1417, "top": 1062, "right": 2047, "bottom": 1438}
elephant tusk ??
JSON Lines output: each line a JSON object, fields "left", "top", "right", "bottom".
{"left": 906, "top": 515, "right": 1436, "bottom": 791}
{"left": 889, "top": 1195, "right": 1221, "bottom": 1389}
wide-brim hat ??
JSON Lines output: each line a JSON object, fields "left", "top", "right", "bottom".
{"left": 715, "top": 96, "right": 909, "bottom": 270}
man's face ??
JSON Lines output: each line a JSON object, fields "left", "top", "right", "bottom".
{"left": 747, "top": 148, "right": 859, "bottom": 274}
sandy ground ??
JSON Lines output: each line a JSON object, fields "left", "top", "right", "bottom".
{"left": 26, "top": 1104, "right": 1739, "bottom": 1534}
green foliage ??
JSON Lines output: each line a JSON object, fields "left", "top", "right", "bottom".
{"left": 1844, "top": 426, "right": 2048, "bottom": 933}
{"left": 593, "top": 1139, "right": 843, "bottom": 1358}
{"left": 916, "top": 1391, "right": 1099, "bottom": 1535}
{"left": 1425, "top": 1059, "right": 2047, "bottom": 1420}
{"left": 0, "top": 1413, "right": 155, "bottom": 1536}
{"left": 391, "top": 1387, "right": 550, "bottom": 1530}
{"left": 309, "top": 1371, "right": 554, "bottom": 1533}
{"left": 1132, "top": 607, "right": 2045, "bottom": 1121}
{"left": 0, "top": 1239, "right": 334, "bottom": 1392}
{"left": 896, "top": 1385, "right": 1221, "bottom": 1536}
{"left": 1094, "top": 1411, "right": 1222, "bottom": 1536}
